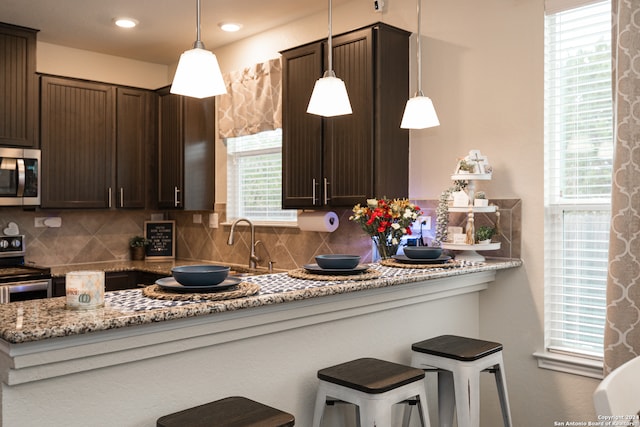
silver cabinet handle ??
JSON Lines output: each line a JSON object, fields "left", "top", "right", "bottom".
{"left": 120, "top": 188, "right": 124, "bottom": 208}
{"left": 174, "top": 186, "right": 181, "bottom": 207}
{"left": 312, "top": 178, "right": 317, "bottom": 205}
{"left": 323, "top": 178, "right": 329, "bottom": 205}
{"left": 108, "top": 187, "right": 112, "bottom": 208}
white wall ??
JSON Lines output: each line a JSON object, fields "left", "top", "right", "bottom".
{"left": 32, "top": 0, "right": 601, "bottom": 423}
{"left": 36, "top": 41, "right": 170, "bottom": 89}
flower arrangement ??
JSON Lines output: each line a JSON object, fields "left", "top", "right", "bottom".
{"left": 350, "top": 198, "right": 422, "bottom": 259}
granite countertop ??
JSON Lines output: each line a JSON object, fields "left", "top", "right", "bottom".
{"left": 1, "top": 259, "right": 522, "bottom": 344}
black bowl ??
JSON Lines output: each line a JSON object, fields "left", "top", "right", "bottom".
{"left": 171, "top": 265, "right": 230, "bottom": 286}
{"left": 403, "top": 246, "right": 443, "bottom": 259}
{"left": 315, "top": 254, "right": 361, "bottom": 269}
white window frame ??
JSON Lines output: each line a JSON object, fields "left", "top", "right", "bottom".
{"left": 225, "top": 129, "right": 297, "bottom": 226}
{"left": 536, "top": 0, "right": 613, "bottom": 378}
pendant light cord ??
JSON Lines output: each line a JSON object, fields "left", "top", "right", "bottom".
{"left": 194, "top": 0, "right": 205, "bottom": 49}
{"left": 416, "top": 0, "right": 424, "bottom": 96}
{"left": 327, "top": 0, "right": 333, "bottom": 74}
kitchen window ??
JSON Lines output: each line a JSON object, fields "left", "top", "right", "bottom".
{"left": 542, "top": 0, "right": 613, "bottom": 370}
{"left": 226, "top": 129, "right": 297, "bottom": 224}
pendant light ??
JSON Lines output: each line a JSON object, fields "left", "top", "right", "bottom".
{"left": 401, "top": 0, "right": 440, "bottom": 129}
{"left": 306, "top": 0, "right": 352, "bottom": 117}
{"left": 170, "top": 0, "right": 227, "bottom": 99}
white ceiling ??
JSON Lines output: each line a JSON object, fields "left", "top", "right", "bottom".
{"left": 0, "top": 0, "right": 349, "bottom": 65}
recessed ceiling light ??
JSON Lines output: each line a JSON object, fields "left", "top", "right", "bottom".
{"left": 219, "top": 22, "right": 242, "bottom": 32}
{"left": 114, "top": 18, "right": 139, "bottom": 29}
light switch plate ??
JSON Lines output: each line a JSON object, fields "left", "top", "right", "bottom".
{"left": 209, "top": 213, "right": 219, "bottom": 228}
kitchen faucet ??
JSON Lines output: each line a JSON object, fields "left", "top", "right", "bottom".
{"left": 227, "top": 218, "right": 259, "bottom": 269}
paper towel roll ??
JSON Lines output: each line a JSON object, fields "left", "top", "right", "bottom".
{"left": 298, "top": 211, "right": 340, "bottom": 232}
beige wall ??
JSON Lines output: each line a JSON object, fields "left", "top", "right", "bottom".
{"left": 19, "top": 0, "right": 600, "bottom": 424}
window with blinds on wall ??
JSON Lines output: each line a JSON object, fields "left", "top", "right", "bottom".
{"left": 544, "top": 0, "right": 613, "bottom": 358}
{"left": 226, "top": 129, "right": 297, "bottom": 224}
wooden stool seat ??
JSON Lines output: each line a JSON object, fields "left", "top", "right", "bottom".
{"left": 156, "top": 396, "right": 295, "bottom": 427}
{"left": 312, "top": 357, "right": 431, "bottom": 427}
{"left": 410, "top": 335, "right": 512, "bottom": 427}
{"left": 318, "top": 357, "right": 426, "bottom": 394}
{"left": 412, "top": 334, "right": 503, "bottom": 361}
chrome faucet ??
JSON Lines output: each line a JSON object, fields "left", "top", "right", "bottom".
{"left": 227, "top": 218, "right": 259, "bottom": 269}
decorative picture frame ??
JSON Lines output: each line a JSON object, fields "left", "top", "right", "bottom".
{"left": 144, "top": 220, "right": 176, "bottom": 260}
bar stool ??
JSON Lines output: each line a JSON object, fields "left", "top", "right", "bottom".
{"left": 410, "top": 335, "right": 512, "bottom": 427}
{"left": 311, "top": 357, "right": 431, "bottom": 427}
{"left": 156, "top": 396, "right": 295, "bottom": 427}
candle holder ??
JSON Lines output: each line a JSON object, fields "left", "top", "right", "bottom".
{"left": 66, "top": 271, "right": 105, "bottom": 310}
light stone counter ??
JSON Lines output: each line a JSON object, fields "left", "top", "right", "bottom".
{"left": 0, "top": 258, "right": 521, "bottom": 427}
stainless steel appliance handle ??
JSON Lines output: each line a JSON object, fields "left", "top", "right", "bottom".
{"left": 108, "top": 187, "right": 112, "bottom": 208}
{"left": 120, "top": 188, "right": 124, "bottom": 208}
{"left": 16, "top": 159, "right": 25, "bottom": 197}
{"left": 7, "top": 280, "right": 50, "bottom": 294}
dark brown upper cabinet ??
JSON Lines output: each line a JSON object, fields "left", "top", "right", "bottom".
{"left": 116, "top": 87, "right": 157, "bottom": 209}
{"left": 156, "top": 87, "right": 215, "bottom": 210}
{"left": 0, "top": 23, "right": 38, "bottom": 148}
{"left": 40, "top": 76, "right": 155, "bottom": 209}
{"left": 281, "top": 23, "right": 410, "bottom": 209}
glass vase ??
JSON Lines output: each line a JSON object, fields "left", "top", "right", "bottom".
{"left": 372, "top": 236, "right": 399, "bottom": 260}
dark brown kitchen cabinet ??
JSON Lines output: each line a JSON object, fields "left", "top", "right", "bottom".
{"left": 156, "top": 86, "right": 215, "bottom": 210}
{"left": 40, "top": 76, "right": 115, "bottom": 208}
{"left": 281, "top": 23, "right": 410, "bottom": 208}
{"left": 52, "top": 271, "right": 143, "bottom": 296}
{"left": 40, "top": 76, "right": 155, "bottom": 209}
{"left": 116, "top": 87, "right": 157, "bottom": 208}
{"left": 0, "top": 23, "right": 38, "bottom": 148}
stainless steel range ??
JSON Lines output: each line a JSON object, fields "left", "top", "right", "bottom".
{"left": 0, "top": 235, "right": 51, "bottom": 302}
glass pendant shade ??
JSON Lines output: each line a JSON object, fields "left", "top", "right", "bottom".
{"left": 401, "top": 94, "right": 440, "bottom": 129}
{"left": 171, "top": 47, "right": 226, "bottom": 98}
{"left": 307, "top": 72, "right": 352, "bottom": 117}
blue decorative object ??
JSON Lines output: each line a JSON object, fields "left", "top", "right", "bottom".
{"left": 171, "top": 265, "right": 230, "bottom": 286}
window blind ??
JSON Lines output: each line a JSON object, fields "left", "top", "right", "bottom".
{"left": 227, "top": 129, "right": 297, "bottom": 223}
{"left": 544, "top": 0, "right": 613, "bottom": 358}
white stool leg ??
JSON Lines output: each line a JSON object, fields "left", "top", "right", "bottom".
{"left": 417, "top": 384, "right": 432, "bottom": 427}
{"left": 312, "top": 385, "right": 328, "bottom": 427}
{"left": 359, "top": 399, "right": 392, "bottom": 427}
{"left": 437, "top": 370, "right": 455, "bottom": 427}
{"left": 452, "top": 365, "right": 476, "bottom": 427}
{"left": 493, "top": 361, "right": 513, "bottom": 427}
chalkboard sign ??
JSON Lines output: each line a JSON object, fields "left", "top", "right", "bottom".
{"left": 144, "top": 221, "right": 176, "bottom": 260}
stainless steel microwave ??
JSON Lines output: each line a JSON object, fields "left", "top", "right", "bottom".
{"left": 0, "top": 147, "right": 40, "bottom": 206}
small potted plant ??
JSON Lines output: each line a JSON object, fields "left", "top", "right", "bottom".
{"left": 474, "top": 191, "right": 489, "bottom": 207}
{"left": 457, "top": 159, "right": 476, "bottom": 174}
{"left": 129, "top": 236, "right": 149, "bottom": 261}
{"left": 475, "top": 226, "right": 495, "bottom": 244}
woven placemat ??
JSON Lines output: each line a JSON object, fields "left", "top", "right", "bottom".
{"left": 379, "top": 259, "right": 460, "bottom": 269}
{"left": 287, "top": 268, "right": 381, "bottom": 281}
{"left": 142, "top": 282, "right": 260, "bottom": 301}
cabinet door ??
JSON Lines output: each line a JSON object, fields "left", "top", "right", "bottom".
{"left": 0, "top": 23, "right": 38, "bottom": 148}
{"left": 324, "top": 28, "right": 375, "bottom": 207}
{"left": 116, "top": 88, "right": 151, "bottom": 208}
{"left": 40, "top": 76, "right": 115, "bottom": 208}
{"left": 281, "top": 42, "right": 324, "bottom": 208}
{"left": 156, "top": 86, "right": 215, "bottom": 210}
{"left": 157, "top": 88, "right": 184, "bottom": 209}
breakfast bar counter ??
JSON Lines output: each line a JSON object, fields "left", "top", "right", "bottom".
{"left": 0, "top": 258, "right": 521, "bottom": 426}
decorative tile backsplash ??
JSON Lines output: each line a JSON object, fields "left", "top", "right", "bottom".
{"left": 3, "top": 199, "right": 520, "bottom": 269}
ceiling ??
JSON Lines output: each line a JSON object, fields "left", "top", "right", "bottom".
{"left": 0, "top": 0, "right": 349, "bottom": 65}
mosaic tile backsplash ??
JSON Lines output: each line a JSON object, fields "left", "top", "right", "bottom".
{"left": 3, "top": 199, "right": 520, "bottom": 269}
